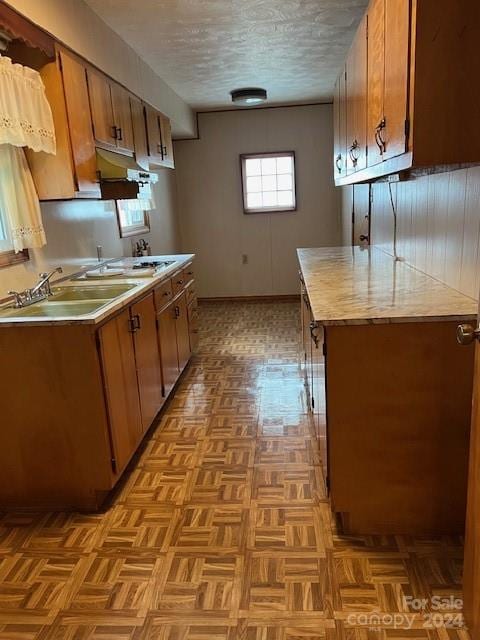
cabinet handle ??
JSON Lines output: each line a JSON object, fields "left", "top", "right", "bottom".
{"left": 162, "top": 145, "right": 168, "bottom": 157}
{"left": 111, "top": 125, "right": 118, "bottom": 140}
{"left": 128, "top": 317, "right": 137, "bottom": 333}
{"left": 117, "top": 127, "right": 123, "bottom": 141}
{"left": 349, "top": 140, "right": 359, "bottom": 167}
{"left": 375, "top": 118, "right": 386, "bottom": 153}
{"left": 157, "top": 142, "right": 162, "bottom": 154}
{"left": 310, "top": 320, "right": 320, "bottom": 348}
{"left": 129, "top": 314, "right": 141, "bottom": 332}
{"left": 174, "top": 305, "right": 180, "bottom": 319}
{"left": 335, "top": 154, "right": 342, "bottom": 173}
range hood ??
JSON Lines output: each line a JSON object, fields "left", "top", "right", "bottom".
{"left": 96, "top": 149, "right": 158, "bottom": 200}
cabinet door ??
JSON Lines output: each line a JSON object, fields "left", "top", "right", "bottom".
{"left": 130, "top": 96, "right": 149, "bottom": 170}
{"left": 87, "top": 68, "right": 116, "bottom": 150}
{"left": 98, "top": 309, "right": 142, "bottom": 475}
{"left": 367, "top": 0, "right": 385, "bottom": 167}
{"left": 131, "top": 295, "right": 163, "bottom": 432}
{"left": 111, "top": 83, "right": 135, "bottom": 154}
{"left": 187, "top": 297, "right": 199, "bottom": 352}
{"left": 383, "top": 0, "right": 410, "bottom": 160}
{"left": 145, "top": 105, "right": 163, "bottom": 164}
{"left": 157, "top": 301, "right": 180, "bottom": 397}
{"left": 346, "top": 14, "right": 368, "bottom": 173}
{"left": 159, "top": 113, "right": 175, "bottom": 168}
{"left": 175, "top": 292, "right": 191, "bottom": 372}
{"left": 58, "top": 49, "right": 99, "bottom": 196}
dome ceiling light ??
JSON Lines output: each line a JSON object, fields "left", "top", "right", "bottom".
{"left": 230, "top": 87, "right": 267, "bottom": 106}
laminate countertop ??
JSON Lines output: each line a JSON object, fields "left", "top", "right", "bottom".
{"left": 297, "top": 246, "right": 477, "bottom": 325}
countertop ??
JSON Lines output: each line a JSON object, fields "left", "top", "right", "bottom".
{"left": 297, "top": 246, "right": 477, "bottom": 325}
{"left": 0, "top": 254, "right": 194, "bottom": 327}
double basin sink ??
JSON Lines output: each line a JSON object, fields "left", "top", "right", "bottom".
{"left": 0, "top": 283, "right": 137, "bottom": 319}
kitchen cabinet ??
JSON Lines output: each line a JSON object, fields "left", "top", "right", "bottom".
{"left": 334, "top": 0, "right": 480, "bottom": 185}
{"left": 27, "top": 46, "right": 100, "bottom": 199}
{"left": 0, "top": 258, "right": 197, "bottom": 510}
{"left": 157, "top": 301, "right": 179, "bottom": 397}
{"left": 187, "top": 297, "right": 199, "bottom": 351}
{"left": 86, "top": 68, "right": 135, "bottom": 155}
{"left": 131, "top": 294, "right": 163, "bottom": 431}
{"left": 333, "top": 67, "right": 347, "bottom": 178}
{"left": 345, "top": 14, "right": 367, "bottom": 174}
{"left": 130, "top": 95, "right": 149, "bottom": 170}
{"left": 98, "top": 308, "right": 143, "bottom": 475}
{"left": 145, "top": 105, "right": 175, "bottom": 169}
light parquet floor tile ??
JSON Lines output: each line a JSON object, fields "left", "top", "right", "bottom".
{"left": 0, "top": 302, "right": 469, "bottom": 639}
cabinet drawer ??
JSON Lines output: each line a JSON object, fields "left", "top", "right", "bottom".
{"left": 172, "top": 271, "right": 186, "bottom": 295}
{"left": 154, "top": 278, "right": 173, "bottom": 309}
{"left": 183, "top": 264, "right": 195, "bottom": 284}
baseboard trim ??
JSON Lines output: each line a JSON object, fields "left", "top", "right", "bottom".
{"left": 198, "top": 295, "right": 300, "bottom": 303}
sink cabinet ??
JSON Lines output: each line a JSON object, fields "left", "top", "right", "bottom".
{"left": 0, "top": 260, "right": 198, "bottom": 510}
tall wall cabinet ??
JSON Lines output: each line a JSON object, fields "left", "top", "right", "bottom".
{"left": 334, "top": 0, "right": 480, "bottom": 185}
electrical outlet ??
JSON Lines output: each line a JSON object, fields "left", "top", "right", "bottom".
{"left": 242, "top": 254, "right": 248, "bottom": 265}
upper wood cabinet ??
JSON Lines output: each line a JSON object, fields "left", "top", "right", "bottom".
{"left": 130, "top": 95, "right": 149, "bottom": 170}
{"left": 333, "top": 68, "right": 347, "bottom": 178}
{"left": 334, "top": 0, "right": 480, "bottom": 185}
{"left": 345, "top": 15, "right": 367, "bottom": 175}
{"left": 86, "top": 68, "right": 135, "bottom": 155}
{"left": 26, "top": 47, "right": 100, "bottom": 199}
{"left": 145, "top": 105, "right": 175, "bottom": 169}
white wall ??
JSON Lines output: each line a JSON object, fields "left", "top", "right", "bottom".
{"left": 5, "top": 0, "right": 195, "bottom": 137}
{"left": 0, "top": 170, "right": 181, "bottom": 294}
{"left": 174, "top": 105, "right": 341, "bottom": 298}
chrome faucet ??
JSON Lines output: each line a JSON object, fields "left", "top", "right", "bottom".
{"left": 8, "top": 267, "right": 63, "bottom": 308}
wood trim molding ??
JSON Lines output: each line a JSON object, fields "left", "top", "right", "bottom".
{"left": 0, "top": 249, "right": 29, "bottom": 269}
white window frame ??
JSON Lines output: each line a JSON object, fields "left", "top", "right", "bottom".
{"left": 240, "top": 151, "right": 297, "bottom": 214}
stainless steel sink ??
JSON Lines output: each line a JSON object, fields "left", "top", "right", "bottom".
{"left": 50, "top": 283, "right": 136, "bottom": 301}
{"left": 0, "top": 300, "right": 111, "bottom": 319}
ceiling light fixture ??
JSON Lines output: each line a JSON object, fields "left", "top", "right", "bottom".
{"left": 230, "top": 88, "right": 267, "bottom": 106}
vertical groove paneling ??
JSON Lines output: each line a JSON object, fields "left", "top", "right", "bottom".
{"left": 369, "top": 167, "right": 480, "bottom": 300}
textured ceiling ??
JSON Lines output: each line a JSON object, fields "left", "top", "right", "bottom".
{"left": 84, "top": 0, "right": 368, "bottom": 110}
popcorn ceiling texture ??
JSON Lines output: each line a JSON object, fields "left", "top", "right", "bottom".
{"left": 84, "top": 0, "right": 367, "bottom": 109}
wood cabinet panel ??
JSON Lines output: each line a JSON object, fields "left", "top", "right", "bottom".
{"left": 157, "top": 301, "right": 179, "bottom": 397}
{"left": 172, "top": 271, "right": 186, "bottom": 295}
{"left": 154, "top": 278, "right": 174, "bottom": 310}
{"left": 131, "top": 294, "right": 163, "bottom": 432}
{"left": 145, "top": 105, "right": 163, "bottom": 164}
{"left": 346, "top": 15, "right": 367, "bottom": 173}
{"left": 111, "top": 83, "right": 135, "bottom": 154}
{"left": 367, "top": 0, "right": 385, "bottom": 167}
{"left": 87, "top": 68, "right": 116, "bottom": 150}
{"left": 98, "top": 308, "right": 143, "bottom": 475}
{"left": 159, "top": 113, "right": 175, "bottom": 168}
{"left": 176, "top": 292, "right": 191, "bottom": 372}
{"left": 57, "top": 48, "right": 100, "bottom": 196}
{"left": 183, "top": 264, "right": 195, "bottom": 284}
{"left": 383, "top": 0, "right": 409, "bottom": 160}
{"left": 130, "top": 96, "right": 149, "bottom": 170}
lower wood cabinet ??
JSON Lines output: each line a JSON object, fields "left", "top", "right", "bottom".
{"left": 98, "top": 307, "right": 143, "bottom": 475}
{"left": 0, "top": 261, "right": 197, "bottom": 511}
{"left": 131, "top": 294, "right": 163, "bottom": 432}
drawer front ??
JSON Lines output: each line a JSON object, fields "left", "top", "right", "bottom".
{"left": 183, "top": 264, "right": 195, "bottom": 284}
{"left": 154, "top": 278, "right": 173, "bottom": 309}
{"left": 172, "top": 270, "right": 186, "bottom": 295}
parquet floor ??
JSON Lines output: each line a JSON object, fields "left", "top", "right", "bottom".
{"left": 0, "top": 301, "right": 469, "bottom": 639}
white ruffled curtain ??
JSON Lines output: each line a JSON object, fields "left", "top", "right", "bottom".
{"left": 0, "top": 56, "right": 56, "bottom": 252}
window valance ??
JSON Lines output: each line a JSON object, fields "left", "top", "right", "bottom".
{"left": 0, "top": 55, "right": 55, "bottom": 154}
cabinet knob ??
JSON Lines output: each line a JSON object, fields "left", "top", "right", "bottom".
{"left": 375, "top": 118, "right": 386, "bottom": 153}
{"left": 335, "top": 154, "right": 342, "bottom": 173}
{"left": 456, "top": 323, "right": 480, "bottom": 345}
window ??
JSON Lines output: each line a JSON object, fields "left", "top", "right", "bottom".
{"left": 241, "top": 151, "right": 296, "bottom": 214}
{"left": 116, "top": 199, "right": 151, "bottom": 238}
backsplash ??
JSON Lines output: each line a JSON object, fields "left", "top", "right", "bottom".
{"left": 369, "top": 166, "right": 480, "bottom": 300}
{"left": 0, "top": 171, "right": 180, "bottom": 294}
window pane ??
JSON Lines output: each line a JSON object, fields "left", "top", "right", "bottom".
{"left": 277, "top": 174, "right": 292, "bottom": 190}
{"left": 261, "top": 175, "right": 276, "bottom": 191}
{"left": 276, "top": 156, "right": 293, "bottom": 174}
{"left": 247, "top": 176, "right": 262, "bottom": 193}
{"left": 245, "top": 158, "right": 261, "bottom": 176}
{"left": 263, "top": 191, "right": 278, "bottom": 207}
{"left": 278, "top": 191, "right": 294, "bottom": 207}
{"left": 261, "top": 157, "right": 276, "bottom": 175}
{"left": 247, "top": 192, "right": 262, "bottom": 209}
